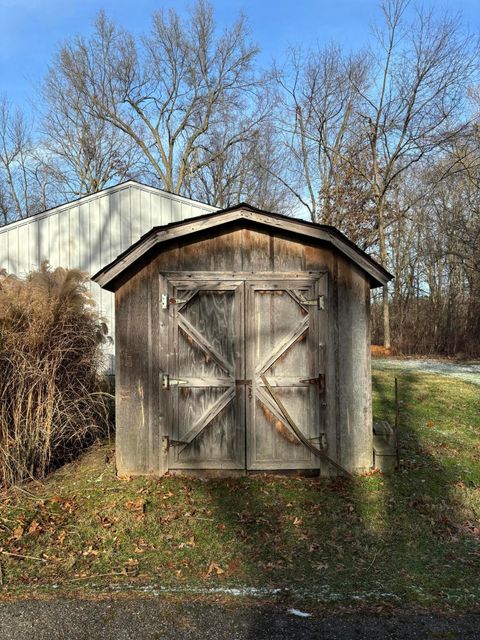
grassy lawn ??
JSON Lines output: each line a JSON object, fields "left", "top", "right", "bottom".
{"left": 0, "top": 368, "right": 479, "bottom": 610}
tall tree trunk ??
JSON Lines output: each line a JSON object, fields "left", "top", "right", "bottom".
{"left": 377, "top": 198, "right": 391, "bottom": 348}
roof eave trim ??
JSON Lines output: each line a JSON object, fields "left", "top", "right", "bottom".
{"left": 92, "top": 209, "right": 392, "bottom": 290}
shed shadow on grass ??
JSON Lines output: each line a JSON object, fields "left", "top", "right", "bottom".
{"left": 192, "top": 368, "right": 479, "bottom": 636}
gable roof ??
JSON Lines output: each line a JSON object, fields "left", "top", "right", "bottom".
{"left": 92, "top": 203, "right": 393, "bottom": 290}
{"left": 0, "top": 180, "right": 217, "bottom": 233}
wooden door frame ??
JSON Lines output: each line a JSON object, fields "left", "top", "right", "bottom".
{"left": 158, "top": 271, "right": 328, "bottom": 473}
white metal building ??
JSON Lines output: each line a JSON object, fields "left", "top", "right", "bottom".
{"left": 0, "top": 181, "right": 216, "bottom": 370}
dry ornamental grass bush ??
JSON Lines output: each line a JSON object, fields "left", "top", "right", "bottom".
{"left": 0, "top": 262, "right": 111, "bottom": 487}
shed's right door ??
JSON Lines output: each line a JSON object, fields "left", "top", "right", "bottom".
{"left": 245, "top": 278, "right": 326, "bottom": 470}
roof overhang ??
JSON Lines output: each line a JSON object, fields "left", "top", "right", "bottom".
{"left": 92, "top": 204, "right": 393, "bottom": 291}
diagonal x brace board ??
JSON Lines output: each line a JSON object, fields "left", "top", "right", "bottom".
{"left": 174, "top": 288, "right": 198, "bottom": 311}
{"left": 260, "top": 374, "right": 352, "bottom": 478}
{"left": 177, "top": 386, "right": 236, "bottom": 454}
{"left": 255, "top": 385, "right": 301, "bottom": 445}
{"left": 178, "top": 315, "right": 233, "bottom": 376}
{"left": 255, "top": 315, "right": 309, "bottom": 377}
{"left": 285, "top": 289, "right": 313, "bottom": 313}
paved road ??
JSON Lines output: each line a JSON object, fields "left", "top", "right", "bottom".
{"left": 0, "top": 599, "right": 479, "bottom": 639}
{"left": 372, "top": 358, "right": 480, "bottom": 386}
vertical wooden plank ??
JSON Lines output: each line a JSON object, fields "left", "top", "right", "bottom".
{"left": 179, "top": 235, "right": 214, "bottom": 271}
{"left": 273, "top": 235, "right": 306, "bottom": 272}
{"left": 335, "top": 256, "right": 372, "bottom": 472}
{"left": 211, "top": 228, "right": 243, "bottom": 271}
{"left": 241, "top": 228, "right": 272, "bottom": 272}
{"left": 158, "top": 273, "right": 170, "bottom": 474}
{"left": 115, "top": 270, "right": 153, "bottom": 475}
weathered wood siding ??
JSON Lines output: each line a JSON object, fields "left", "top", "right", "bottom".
{"left": 0, "top": 183, "right": 215, "bottom": 370}
{"left": 115, "top": 263, "right": 161, "bottom": 475}
{"left": 115, "top": 223, "right": 373, "bottom": 475}
{"left": 334, "top": 255, "right": 372, "bottom": 472}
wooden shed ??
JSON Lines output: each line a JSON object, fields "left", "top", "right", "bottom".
{"left": 93, "top": 204, "right": 392, "bottom": 477}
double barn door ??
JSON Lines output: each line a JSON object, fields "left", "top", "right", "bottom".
{"left": 162, "top": 275, "right": 327, "bottom": 471}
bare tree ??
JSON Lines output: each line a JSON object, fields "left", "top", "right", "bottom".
{"left": 0, "top": 97, "right": 48, "bottom": 224}
{"left": 354, "top": 0, "right": 478, "bottom": 347}
{"left": 41, "top": 65, "right": 140, "bottom": 199}
{"left": 272, "top": 45, "right": 369, "bottom": 226}
{"left": 51, "top": 2, "right": 268, "bottom": 199}
{"left": 188, "top": 122, "right": 293, "bottom": 211}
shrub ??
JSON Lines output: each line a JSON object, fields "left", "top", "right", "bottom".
{"left": 0, "top": 262, "right": 111, "bottom": 487}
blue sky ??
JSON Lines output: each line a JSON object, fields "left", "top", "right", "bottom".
{"left": 1, "top": 0, "right": 479, "bottom": 112}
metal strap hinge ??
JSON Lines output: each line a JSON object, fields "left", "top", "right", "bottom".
{"left": 161, "top": 294, "right": 188, "bottom": 310}
{"left": 163, "top": 436, "right": 188, "bottom": 449}
{"left": 162, "top": 374, "right": 188, "bottom": 389}
{"left": 302, "top": 295, "right": 325, "bottom": 310}
{"left": 299, "top": 373, "right": 325, "bottom": 391}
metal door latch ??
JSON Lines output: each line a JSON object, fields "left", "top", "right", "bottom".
{"left": 161, "top": 294, "right": 188, "bottom": 309}
{"left": 162, "top": 374, "right": 188, "bottom": 389}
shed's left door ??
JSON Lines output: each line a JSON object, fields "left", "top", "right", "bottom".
{"left": 166, "top": 280, "right": 245, "bottom": 469}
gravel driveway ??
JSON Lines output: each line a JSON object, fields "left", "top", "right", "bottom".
{"left": 372, "top": 358, "right": 480, "bottom": 386}
{"left": 0, "top": 599, "right": 479, "bottom": 640}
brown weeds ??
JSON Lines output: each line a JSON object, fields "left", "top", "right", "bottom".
{"left": 0, "top": 262, "right": 110, "bottom": 487}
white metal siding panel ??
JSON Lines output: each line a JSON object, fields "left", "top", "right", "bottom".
{"left": 28, "top": 221, "right": 39, "bottom": 270}
{"left": 69, "top": 206, "right": 80, "bottom": 270}
{"left": 48, "top": 212, "right": 60, "bottom": 267}
{"left": 16, "top": 224, "right": 28, "bottom": 274}
{"left": 78, "top": 202, "right": 90, "bottom": 272}
{"left": 58, "top": 204, "right": 70, "bottom": 269}
{"left": 38, "top": 217, "right": 49, "bottom": 265}
{"left": 131, "top": 186, "right": 142, "bottom": 243}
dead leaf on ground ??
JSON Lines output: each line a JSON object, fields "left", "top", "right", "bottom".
{"left": 27, "top": 520, "right": 42, "bottom": 536}
{"left": 205, "top": 562, "right": 224, "bottom": 578}
{"left": 123, "top": 558, "right": 139, "bottom": 576}
{"left": 124, "top": 498, "right": 145, "bottom": 519}
{"left": 12, "top": 525, "right": 24, "bottom": 540}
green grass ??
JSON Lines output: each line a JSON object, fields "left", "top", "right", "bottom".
{"left": 0, "top": 369, "right": 479, "bottom": 610}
